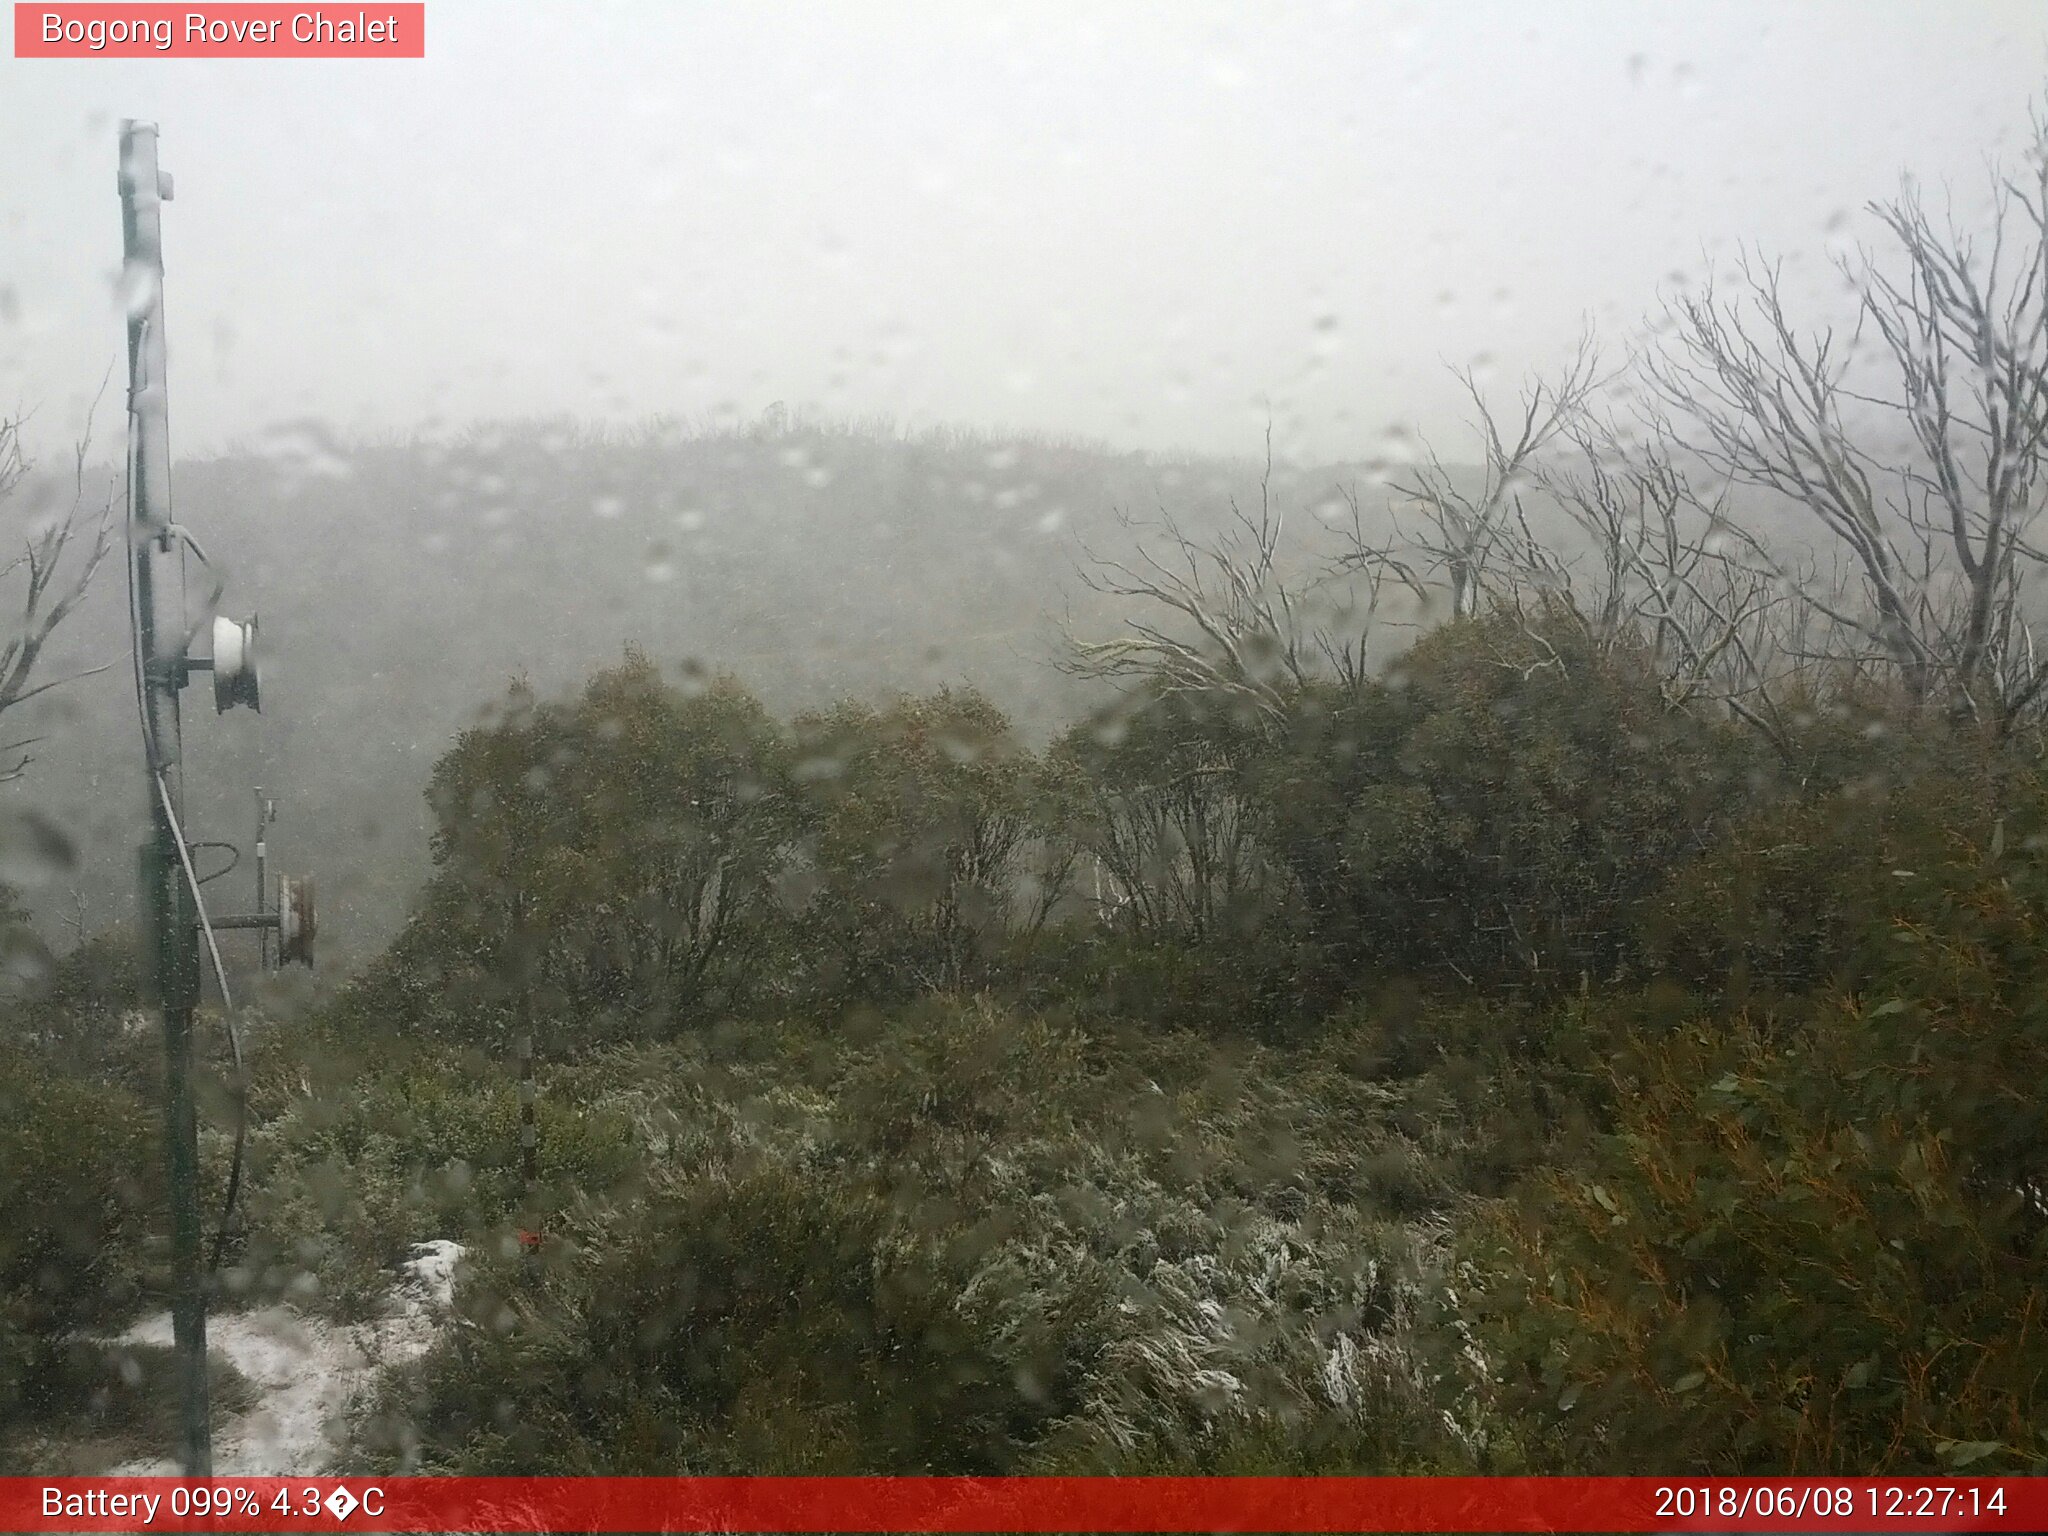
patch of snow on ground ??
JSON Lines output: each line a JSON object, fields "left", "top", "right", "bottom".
{"left": 402, "top": 1238, "right": 464, "bottom": 1311}
{"left": 108, "top": 1241, "right": 465, "bottom": 1476}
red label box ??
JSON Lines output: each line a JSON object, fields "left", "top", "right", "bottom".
{"left": 13, "top": 4, "right": 424, "bottom": 57}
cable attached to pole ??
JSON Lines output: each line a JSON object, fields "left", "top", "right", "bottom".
{"left": 189, "top": 841, "right": 240, "bottom": 885}
{"left": 152, "top": 771, "right": 245, "bottom": 1272}
{"left": 124, "top": 325, "right": 247, "bottom": 1275}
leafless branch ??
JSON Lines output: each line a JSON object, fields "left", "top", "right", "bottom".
{"left": 1342, "top": 328, "right": 1604, "bottom": 621}
{"left": 0, "top": 401, "right": 117, "bottom": 781}
{"left": 1064, "top": 425, "right": 1327, "bottom": 728}
{"left": 1645, "top": 114, "right": 2048, "bottom": 736}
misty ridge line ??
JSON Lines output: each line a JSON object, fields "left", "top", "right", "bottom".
{"left": 22, "top": 73, "right": 2020, "bottom": 963}
{"left": 14, "top": 411, "right": 1494, "bottom": 963}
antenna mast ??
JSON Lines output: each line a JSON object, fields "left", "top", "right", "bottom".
{"left": 119, "top": 118, "right": 211, "bottom": 1480}
{"left": 119, "top": 122, "right": 315, "bottom": 1478}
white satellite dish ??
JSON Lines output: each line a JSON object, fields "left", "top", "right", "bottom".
{"left": 211, "top": 613, "right": 260, "bottom": 713}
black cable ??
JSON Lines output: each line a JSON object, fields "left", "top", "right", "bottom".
{"left": 124, "top": 346, "right": 248, "bottom": 1276}
{"left": 189, "top": 840, "right": 240, "bottom": 886}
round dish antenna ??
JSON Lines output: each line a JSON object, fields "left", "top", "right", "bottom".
{"left": 211, "top": 613, "right": 260, "bottom": 713}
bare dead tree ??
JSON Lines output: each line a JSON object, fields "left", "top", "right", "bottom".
{"left": 1645, "top": 116, "right": 2048, "bottom": 735}
{"left": 1067, "top": 756, "right": 1269, "bottom": 943}
{"left": 1065, "top": 349, "right": 1609, "bottom": 729}
{"left": 1341, "top": 331, "right": 1603, "bottom": 622}
{"left": 1301, "top": 480, "right": 1430, "bottom": 696}
{"left": 1535, "top": 416, "right": 1819, "bottom": 757}
{"left": 0, "top": 410, "right": 115, "bottom": 782}
{"left": 1064, "top": 431, "right": 1320, "bottom": 730}
{"left": 1059, "top": 432, "right": 1336, "bottom": 931}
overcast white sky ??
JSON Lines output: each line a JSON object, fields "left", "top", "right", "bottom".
{"left": 3, "top": 1, "right": 2047, "bottom": 464}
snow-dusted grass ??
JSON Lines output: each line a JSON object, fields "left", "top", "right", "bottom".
{"left": 349, "top": 996, "right": 1484, "bottom": 1473}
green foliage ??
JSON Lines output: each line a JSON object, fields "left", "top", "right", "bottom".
{"left": 0, "top": 882, "right": 52, "bottom": 1000}
{"left": 0, "top": 1342, "right": 255, "bottom": 1471}
{"left": 425, "top": 1168, "right": 1042, "bottom": 1473}
{"left": 1310, "top": 985, "right": 1645, "bottom": 1201}
{"left": 1645, "top": 747, "right": 2004, "bottom": 999}
{"left": 0, "top": 1042, "right": 157, "bottom": 1424}
{"left": 1468, "top": 786, "right": 2048, "bottom": 1472}
{"left": 793, "top": 688, "right": 1070, "bottom": 1000}
{"left": 395, "top": 652, "right": 798, "bottom": 1046}
{"left": 31, "top": 924, "right": 142, "bottom": 1019}
{"left": 1259, "top": 613, "right": 1747, "bottom": 990}
{"left": 231, "top": 1043, "right": 639, "bottom": 1320}
{"left": 1051, "top": 688, "right": 1280, "bottom": 943}
{"left": 351, "top": 994, "right": 1466, "bottom": 1475}
{"left": 18, "top": 926, "right": 152, "bottom": 1086}
{"left": 23, "top": 612, "right": 2041, "bottom": 1479}
{"left": 1023, "top": 926, "right": 1316, "bottom": 1040}
{"left": 372, "top": 670, "right": 1086, "bottom": 1041}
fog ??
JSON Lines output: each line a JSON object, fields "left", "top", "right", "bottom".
{"left": 10, "top": 1, "right": 2048, "bottom": 1490}
{"left": 2, "top": 2, "right": 2048, "bottom": 955}
{"left": 3, "top": 2, "right": 2044, "bottom": 462}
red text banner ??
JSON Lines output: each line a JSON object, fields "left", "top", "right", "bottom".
{"left": 3, "top": 1476, "right": 2043, "bottom": 1533}
{"left": 14, "top": 5, "right": 424, "bottom": 57}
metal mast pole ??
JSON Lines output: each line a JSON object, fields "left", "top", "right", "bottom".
{"left": 119, "top": 119, "right": 210, "bottom": 1479}
{"left": 255, "top": 789, "right": 273, "bottom": 972}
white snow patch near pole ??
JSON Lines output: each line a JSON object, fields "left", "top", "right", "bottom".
{"left": 107, "top": 1241, "right": 465, "bottom": 1476}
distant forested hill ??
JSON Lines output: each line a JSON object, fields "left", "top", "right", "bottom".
{"left": 16, "top": 416, "right": 1410, "bottom": 964}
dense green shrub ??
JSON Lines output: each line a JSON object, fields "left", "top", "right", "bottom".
{"left": 1, "top": 1341, "right": 255, "bottom": 1469}
{"left": 18, "top": 926, "right": 152, "bottom": 1087}
{"left": 351, "top": 993, "right": 1467, "bottom": 1476}
{"left": 230, "top": 1046, "right": 638, "bottom": 1319}
{"left": 1050, "top": 688, "right": 1282, "bottom": 944}
{"left": 1467, "top": 788, "right": 2048, "bottom": 1472}
{"left": 45, "top": 629, "right": 2037, "bottom": 1481}
{"left": 792, "top": 688, "right": 1071, "bottom": 1002}
{"left": 1257, "top": 613, "right": 1747, "bottom": 990}
{"left": 1643, "top": 751, "right": 2006, "bottom": 999}
{"left": 361, "top": 1164, "right": 1055, "bottom": 1473}
{"left": 0, "top": 1042, "right": 157, "bottom": 1424}
{"left": 1016, "top": 925, "right": 1330, "bottom": 1042}
{"left": 371, "top": 653, "right": 799, "bottom": 1046}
